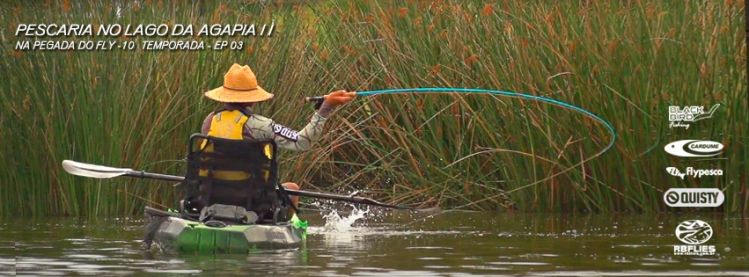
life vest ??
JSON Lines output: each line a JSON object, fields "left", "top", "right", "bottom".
{"left": 201, "top": 109, "right": 273, "bottom": 181}
{"left": 207, "top": 109, "right": 249, "bottom": 140}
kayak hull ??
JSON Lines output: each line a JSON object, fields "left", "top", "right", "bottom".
{"left": 150, "top": 216, "right": 306, "bottom": 254}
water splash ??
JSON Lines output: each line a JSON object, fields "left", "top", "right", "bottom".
{"left": 321, "top": 205, "right": 369, "bottom": 233}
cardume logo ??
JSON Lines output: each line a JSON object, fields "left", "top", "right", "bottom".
{"left": 668, "top": 104, "right": 720, "bottom": 129}
{"left": 673, "top": 219, "right": 716, "bottom": 256}
{"left": 663, "top": 188, "right": 724, "bottom": 208}
{"left": 664, "top": 140, "right": 724, "bottom": 157}
{"left": 665, "top": 167, "right": 723, "bottom": 179}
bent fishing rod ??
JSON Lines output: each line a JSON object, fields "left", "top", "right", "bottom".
{"left": 307, "top": 88, "right": 617, "bottom": 147}
{"left": 308, "top": 87, "right": 617, "bottom": 192}
{"left": 308, "top": 87, "right": 617, "bottom": 222}
{"left": 61, "top": 160, "right": 407, "bottom": 210}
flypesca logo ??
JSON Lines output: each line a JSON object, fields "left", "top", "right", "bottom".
{"left": 663, "top": 188, "right": 724, "bottom": 208}
{"left": 668, "top": 104, "right": 720, "bottom": 129}
{"left": 665, "top": 167, "right": 723, "bottom": 179}
{"left": 664, "top": 140, "right": 724, "bottom": 157}
{"left": 673, "top": 219, "right": 716, "bottom": 256}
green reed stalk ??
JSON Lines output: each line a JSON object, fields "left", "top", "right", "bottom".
{"left": 0, "top": 0, "right": 744, "bottom": 217}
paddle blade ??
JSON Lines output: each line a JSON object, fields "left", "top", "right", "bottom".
{"left": 62, "top": 160, "right": 133, "bottom": 179}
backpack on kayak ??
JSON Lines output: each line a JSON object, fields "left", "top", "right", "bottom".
{"left": 179, "top": 134, "right": 295, "bottom": 225}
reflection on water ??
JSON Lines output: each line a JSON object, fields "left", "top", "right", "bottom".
{"left": 1, "top": 211, "right": 748, "bottom": 276}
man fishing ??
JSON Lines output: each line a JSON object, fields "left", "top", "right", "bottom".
{"left": 199, "top": 63, "right": 355, "bottom": 215}
{"left": 62, "top": 64, "right": 406, "bottom": 252}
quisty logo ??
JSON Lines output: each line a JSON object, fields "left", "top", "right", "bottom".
{"left": 666, "top": 167, "right": 723, "bottom": 179}
{"left": 664, "top": 140, "right": 724, "bottom": 157}
{"left": 663, "top": 188, "right": 724, "bottom": 208}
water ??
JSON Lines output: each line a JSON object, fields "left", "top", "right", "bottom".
{"left": 1, "top": 210, "right": 748, "bottom": 276}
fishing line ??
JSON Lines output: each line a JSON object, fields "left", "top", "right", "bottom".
{"left": 352, "top": 88, "right": 617, "bottom": 223}
{"left": 357, "top": 88, "right": 616, "bottom": 143}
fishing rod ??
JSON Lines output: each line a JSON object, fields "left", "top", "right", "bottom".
{"left": 307, "top": 88, "right": 616, "bottom": 147}
{"left": 62, "top": 160, "right": 408, "bottom": 210}
{"left": 308, "top": 87, "right": 617, "bottom": 217}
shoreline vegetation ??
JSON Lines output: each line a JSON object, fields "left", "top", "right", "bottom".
{"left": 0, "top": 1, "right": 745, "bottom": 217}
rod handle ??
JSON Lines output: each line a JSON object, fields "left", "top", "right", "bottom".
{"left": 305, "top": 96, "right": 325, "bottom": 102}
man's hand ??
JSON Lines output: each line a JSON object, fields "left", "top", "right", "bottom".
{"left": 323, "top": 90, "right": 356, "bottom": 107}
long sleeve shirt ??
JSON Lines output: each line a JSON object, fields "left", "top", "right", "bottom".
{"left": 201, "top": 104, "right": 328, "bottom": 151}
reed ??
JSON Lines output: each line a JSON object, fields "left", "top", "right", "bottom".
{"left": 0, "top": 0, "right": 745, "bottom": 216}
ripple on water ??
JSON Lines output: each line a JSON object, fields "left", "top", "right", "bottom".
{"left": 527, "top": 270, "right": 749, "bottom": 276}
{"left": 67, "top": 264, "right": 127, "bottom": 270}
{"left": 65, "top": 254, "right": 107, "bottom": 259}
{"left": 97, "top": 248, "right": 125, "bottom": 251}
{"left": 325, "top": 262, "right": 348, "bottom": 268}
{"left": 16, "top": 257, "right": 76, "bottom": 266}
{"left": 690, "top": 263, "right": 721, "bottom": 267}
{"left": 615, "top": 244, "right": 654, "bottom": 248}
{"left": 691, "top": 257, "right": 721, "bottom": 262}
{"left": 423, "top": 265, "right": 452, "bottom": 269}
{"left": 405, "top": 246, "right": 454, "bottom": 250}
{"left": 63, "top": 238, "right": 89, "bottom": 242}
{"left": 352, "top": 267, "right": 392, "bottom": 271}
{"left": 640, "top": 256, "right": 679, "bottom": 264}
{"left": 354, "top": 270, "right": 441, "bottom": 276}
{"left": 489, "top": 261, "right": 550, "bottom": 266}
{"left": 459, "top": 264, "right": 511, "bottom": 271}
{"left": 143, "top": 268, "right": 202, "bottom": 274}
{"left": 519, "top": 253, "right": 560, "bottom": 258}
{"left": 20, "top": 271, "right": 68, "bottom": 276}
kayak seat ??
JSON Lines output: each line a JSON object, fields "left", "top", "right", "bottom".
{"left": 181, "top": 134, "right": 293, "bottom": 224}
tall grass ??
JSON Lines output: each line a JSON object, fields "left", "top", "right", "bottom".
{"left": 0, "top": 0, "right": 745, "bottom": 217}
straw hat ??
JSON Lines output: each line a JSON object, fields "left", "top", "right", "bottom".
{"left": 204, "top": 63, "right": 274, "bottom": 103}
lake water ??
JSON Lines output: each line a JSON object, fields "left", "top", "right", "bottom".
{"left": 1, "top": 209, "right": 748, "bottom": 276}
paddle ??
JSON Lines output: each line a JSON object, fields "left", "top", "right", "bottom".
{"left": 62, "top": 160, "right": 409, "bottom": 210}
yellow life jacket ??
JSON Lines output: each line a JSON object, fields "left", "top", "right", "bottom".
{"left": 201, "top": 110, "right": 251, "bottom": 181}
{"left": 205, "top": 109, "right": 274, "bottom": 160}
{"left": 207, "top": 110, "right": 248, "bottom": 140}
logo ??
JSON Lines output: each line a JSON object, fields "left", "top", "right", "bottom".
{"left": 664, "top": 140, "right": 723, "bottom": 157}
{"left": 272, "top": 123, "right": 300, "bottom": 141}
{"left": 675, "top": 220, "right": 713, "bottom": 244}
{"left": 663, "top": 188, "right": 724, "bottom": 207}
{"left": 666, "top": 167, "right": 723, "bottom": 179}
{"left": 673, "top": 219, "right": 716, "bottom": 256}
{"left": 668, "top": 104, "right": 720, "bottom": 129}
{"left": 666, "top": 167, "right": 686, "bottom": 179}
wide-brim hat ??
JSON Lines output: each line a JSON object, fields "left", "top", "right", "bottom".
{"left": 204, "top": 63, "right": 274, "bottom": 103}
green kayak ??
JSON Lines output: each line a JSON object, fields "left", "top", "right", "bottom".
{"left": 144, "top": 207, "right": 307, "bottom": 254}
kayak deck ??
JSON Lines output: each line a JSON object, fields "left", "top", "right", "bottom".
{"left": 146, "top": 208, "right": 306, "bottom": 254}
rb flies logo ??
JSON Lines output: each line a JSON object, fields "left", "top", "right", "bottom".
{"left": 673, "top": 219, "right": 716, "bottom": 256}
{"left": 675, "top": 220, "right": 713, "bottom": 245}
